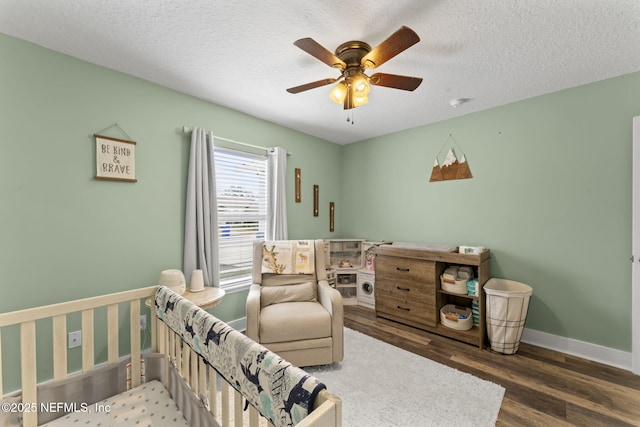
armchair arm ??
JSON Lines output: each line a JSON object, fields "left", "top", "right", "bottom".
{"left": 317, "top": 280, "right": 344, "bottom": 362}
{"left": 317, "top": 280, "right": 338, "bottom": 308}
{"left": 246, "top": 284, "right": 262, "bottom": 341}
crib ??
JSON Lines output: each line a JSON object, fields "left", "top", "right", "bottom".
{"left": 0, "top": 286, "right": 341, "bottom": 427}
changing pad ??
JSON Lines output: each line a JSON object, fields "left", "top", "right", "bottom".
{"left": 41, "top": 380, "right": 188, "bottom": 427}
{"left": 390, "top": 242, "right": 458, "bottom": 252}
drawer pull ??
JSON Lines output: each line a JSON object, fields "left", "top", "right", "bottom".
{"left": 397, "top": 305, "right": 410, "bottom": 311}
{"left": 396, "top": 286, "right": 410, "bottom": 291}
{"left": 396, "top": 267, "right": 410, "bottom": 272}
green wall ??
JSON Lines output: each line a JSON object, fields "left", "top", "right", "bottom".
{"left": 2, "top": 31, "right": 640, "bottom": 392}
{"left": 0, "top": 32, "right": 341, "bottom": 311}
{"left": 341, "top": 72, "right": 640, "bottom": 351}
{"left": 0, "top": 34, "right": 341, "bottom": 391}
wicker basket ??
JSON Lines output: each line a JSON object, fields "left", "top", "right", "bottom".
{"left": 440, "top": 304, "right": 473, "bottom": 331}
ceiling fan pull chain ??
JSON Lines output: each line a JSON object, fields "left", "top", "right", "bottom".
{"left": 346, "top": 108, "right": 354, "bottom": 124}
{"left": 345, "top": 88, "right": 354, "bottom": 124}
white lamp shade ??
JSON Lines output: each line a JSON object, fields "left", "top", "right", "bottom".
{"left": 158, "top": 269, "right": 186, "bottom": 294}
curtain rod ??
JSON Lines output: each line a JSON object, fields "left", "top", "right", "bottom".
{"left": 182, "top": 126, "right": 291, "bottom": 156}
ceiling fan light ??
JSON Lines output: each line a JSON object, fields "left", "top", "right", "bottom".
{"left": 352, "top": 75, "right": 370, "bottom": 97}
{"left": 329, "top": 81, "right": 348, "bottom": 104}
{"left": 353, "top": 94, "right": 369, "bottom": 107}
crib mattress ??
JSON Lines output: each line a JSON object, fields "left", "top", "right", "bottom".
{"left": 41, "top": 380, "right": 188, "bottom": 427}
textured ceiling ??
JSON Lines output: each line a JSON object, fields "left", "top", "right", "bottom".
{"left": 2, "top": 0, "right": 639, "bottom": 144}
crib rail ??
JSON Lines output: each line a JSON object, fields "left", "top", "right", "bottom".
{"left": 0, "top": 285, "right": 157, "bottom": 426}
{"left": 155, "top": 319, "right": 341, "bottom": 427}
{"left": 0, "top": 286, "right": 341, "bottom": 427}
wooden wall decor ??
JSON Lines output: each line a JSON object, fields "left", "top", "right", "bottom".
{"left": 429, "top": 134, "right": 472, "bottom": 182}
{"left": 313, "top": 185, "right": 319, "bottom": 216}
{"left": 329, "top": 202, "right": 335, "bottom": 232}
{"left": 295, "top": 168, "right": 301, "bottom": 202}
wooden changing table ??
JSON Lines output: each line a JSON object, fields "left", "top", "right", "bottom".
{"left": 375, "top": 244, "right": 490, "bottom": 348}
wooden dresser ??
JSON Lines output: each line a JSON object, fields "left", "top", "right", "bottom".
{"left": 375, "top": 244, "right": 490, "bottom": 348}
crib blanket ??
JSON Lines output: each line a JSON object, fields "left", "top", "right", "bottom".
{"left": 155, "top": 286, "right": 326, "bottom": 427}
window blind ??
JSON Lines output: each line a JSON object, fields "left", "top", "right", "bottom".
{"left": 215, "top": 147, "right": 267, "bottom": 287}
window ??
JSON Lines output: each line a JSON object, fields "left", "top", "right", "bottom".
{"left": 215, "top": 147, "right": 267, "bottom": 290}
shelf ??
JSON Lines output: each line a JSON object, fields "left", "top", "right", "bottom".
{"left": 343, "top": 296, "right": 358, "bottom": 306}
{"left": 437, "top": 289, "right": 479, "bottom": 300}
{"left": 435, "top": 324, "right": 481, "bottom": 345}
{"left": 326, "top": 239, "right": 365, "bottom": 272}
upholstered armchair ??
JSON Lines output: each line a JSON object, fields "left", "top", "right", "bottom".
{"left": 246, "top": 239, "right": 344, "bottom": 367}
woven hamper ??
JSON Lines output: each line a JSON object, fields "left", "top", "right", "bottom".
{"left": 485, "top": 278, "right": 532, "bottom": 354}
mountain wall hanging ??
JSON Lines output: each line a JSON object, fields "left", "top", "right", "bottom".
{"left": 429, "top": 134, "right": 472, "bottom": 182}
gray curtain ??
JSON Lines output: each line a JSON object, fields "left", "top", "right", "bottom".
{"left": 184, "top": 128, "right": 219, "bottom": 287}
{"left": 267, "top": 147, "right": 288, "bottom": 240}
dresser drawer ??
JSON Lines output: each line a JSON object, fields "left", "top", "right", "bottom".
{"left": 376, "top": 293, "right": 437, "bottom": 326}
{"left": 376, "top": 255, "right": 435, "bottom": 284}
{"left": 375, "top": 277, "right": 434, "bottom": 303}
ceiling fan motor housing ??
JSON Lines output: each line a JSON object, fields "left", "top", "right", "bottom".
{"left": 335, "top": 41, "right": 371, "bottom": 69}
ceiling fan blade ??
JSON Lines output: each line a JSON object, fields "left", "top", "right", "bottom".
{"left": 286, "top": 78, "right": 338, "bottom": 94}
{"left": 293, "top": 38, "right": 346, "bottom": 70}
{"left": 361, "top": 26, "right": 420, "bottom": 69}
{"left": 369, "top": 73, "right": 423, "bottom": 91}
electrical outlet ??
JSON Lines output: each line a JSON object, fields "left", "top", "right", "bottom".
{"left": 140, "top": 314, "right": 147, "bottom": 330}
{"left": 68, "top": 330, "right": 81, "bottom": 349}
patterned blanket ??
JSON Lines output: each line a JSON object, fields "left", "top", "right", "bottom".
{"left": 261, "top": 240, "right": 315, "bottom": 275}
{"left": 154, "top": 286, "right": 325, "bottom": 427}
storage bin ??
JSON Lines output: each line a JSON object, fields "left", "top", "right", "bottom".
{"left": 440, "top": 275, "right": 467, "bottom": 295}
{"left": 440, "top": 304, "right": 473, "bottom": 331}
{"left": 485, "top": 278, "right": 532, "bottom": 354}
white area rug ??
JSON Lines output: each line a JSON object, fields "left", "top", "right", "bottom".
{"left": 305, "top": 328, "right": 505, "bottom": 427}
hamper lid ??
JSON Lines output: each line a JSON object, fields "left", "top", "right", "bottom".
{"left": 484, "top": 278, "right": 532, "bottom": 297}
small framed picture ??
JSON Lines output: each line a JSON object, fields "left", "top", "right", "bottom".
{"left": 94, "top": 135, "right": 137, "bottom": 182}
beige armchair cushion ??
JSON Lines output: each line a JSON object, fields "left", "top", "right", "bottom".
{"left": 259, "top": 301, "right": 332, "bottom": 343}
{"left": 260, "top": 282, "right": 317, "bottom": 308}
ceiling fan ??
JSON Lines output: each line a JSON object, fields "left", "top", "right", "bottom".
{"left": 286, "top": 26, "right": 423, "bottom": 110}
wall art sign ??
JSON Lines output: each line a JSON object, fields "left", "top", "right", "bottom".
{"left": 329, "top": 202, "right": 335, "bottom": 232}
{"left": 313, "top": 185, "right": 319, "bottom": 216}
{"left": 94, "top": 134, "right": 137, "bottom": 182}
{"left": 429, "top": 134, "right": 472, "bottom": 182}
{"left": 295, "top": 168, "right": 301, "bottom": 202}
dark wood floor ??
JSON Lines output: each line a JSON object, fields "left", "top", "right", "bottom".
{"left": 344, "top": 305, "right": 640, "bottom": 427}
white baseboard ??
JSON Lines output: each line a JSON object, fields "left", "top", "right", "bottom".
{"left": 521, "top": 328, "right": 633, "bottom": 372}
{"left": 229, "top": 316, "right": 634, "bottom": 373}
